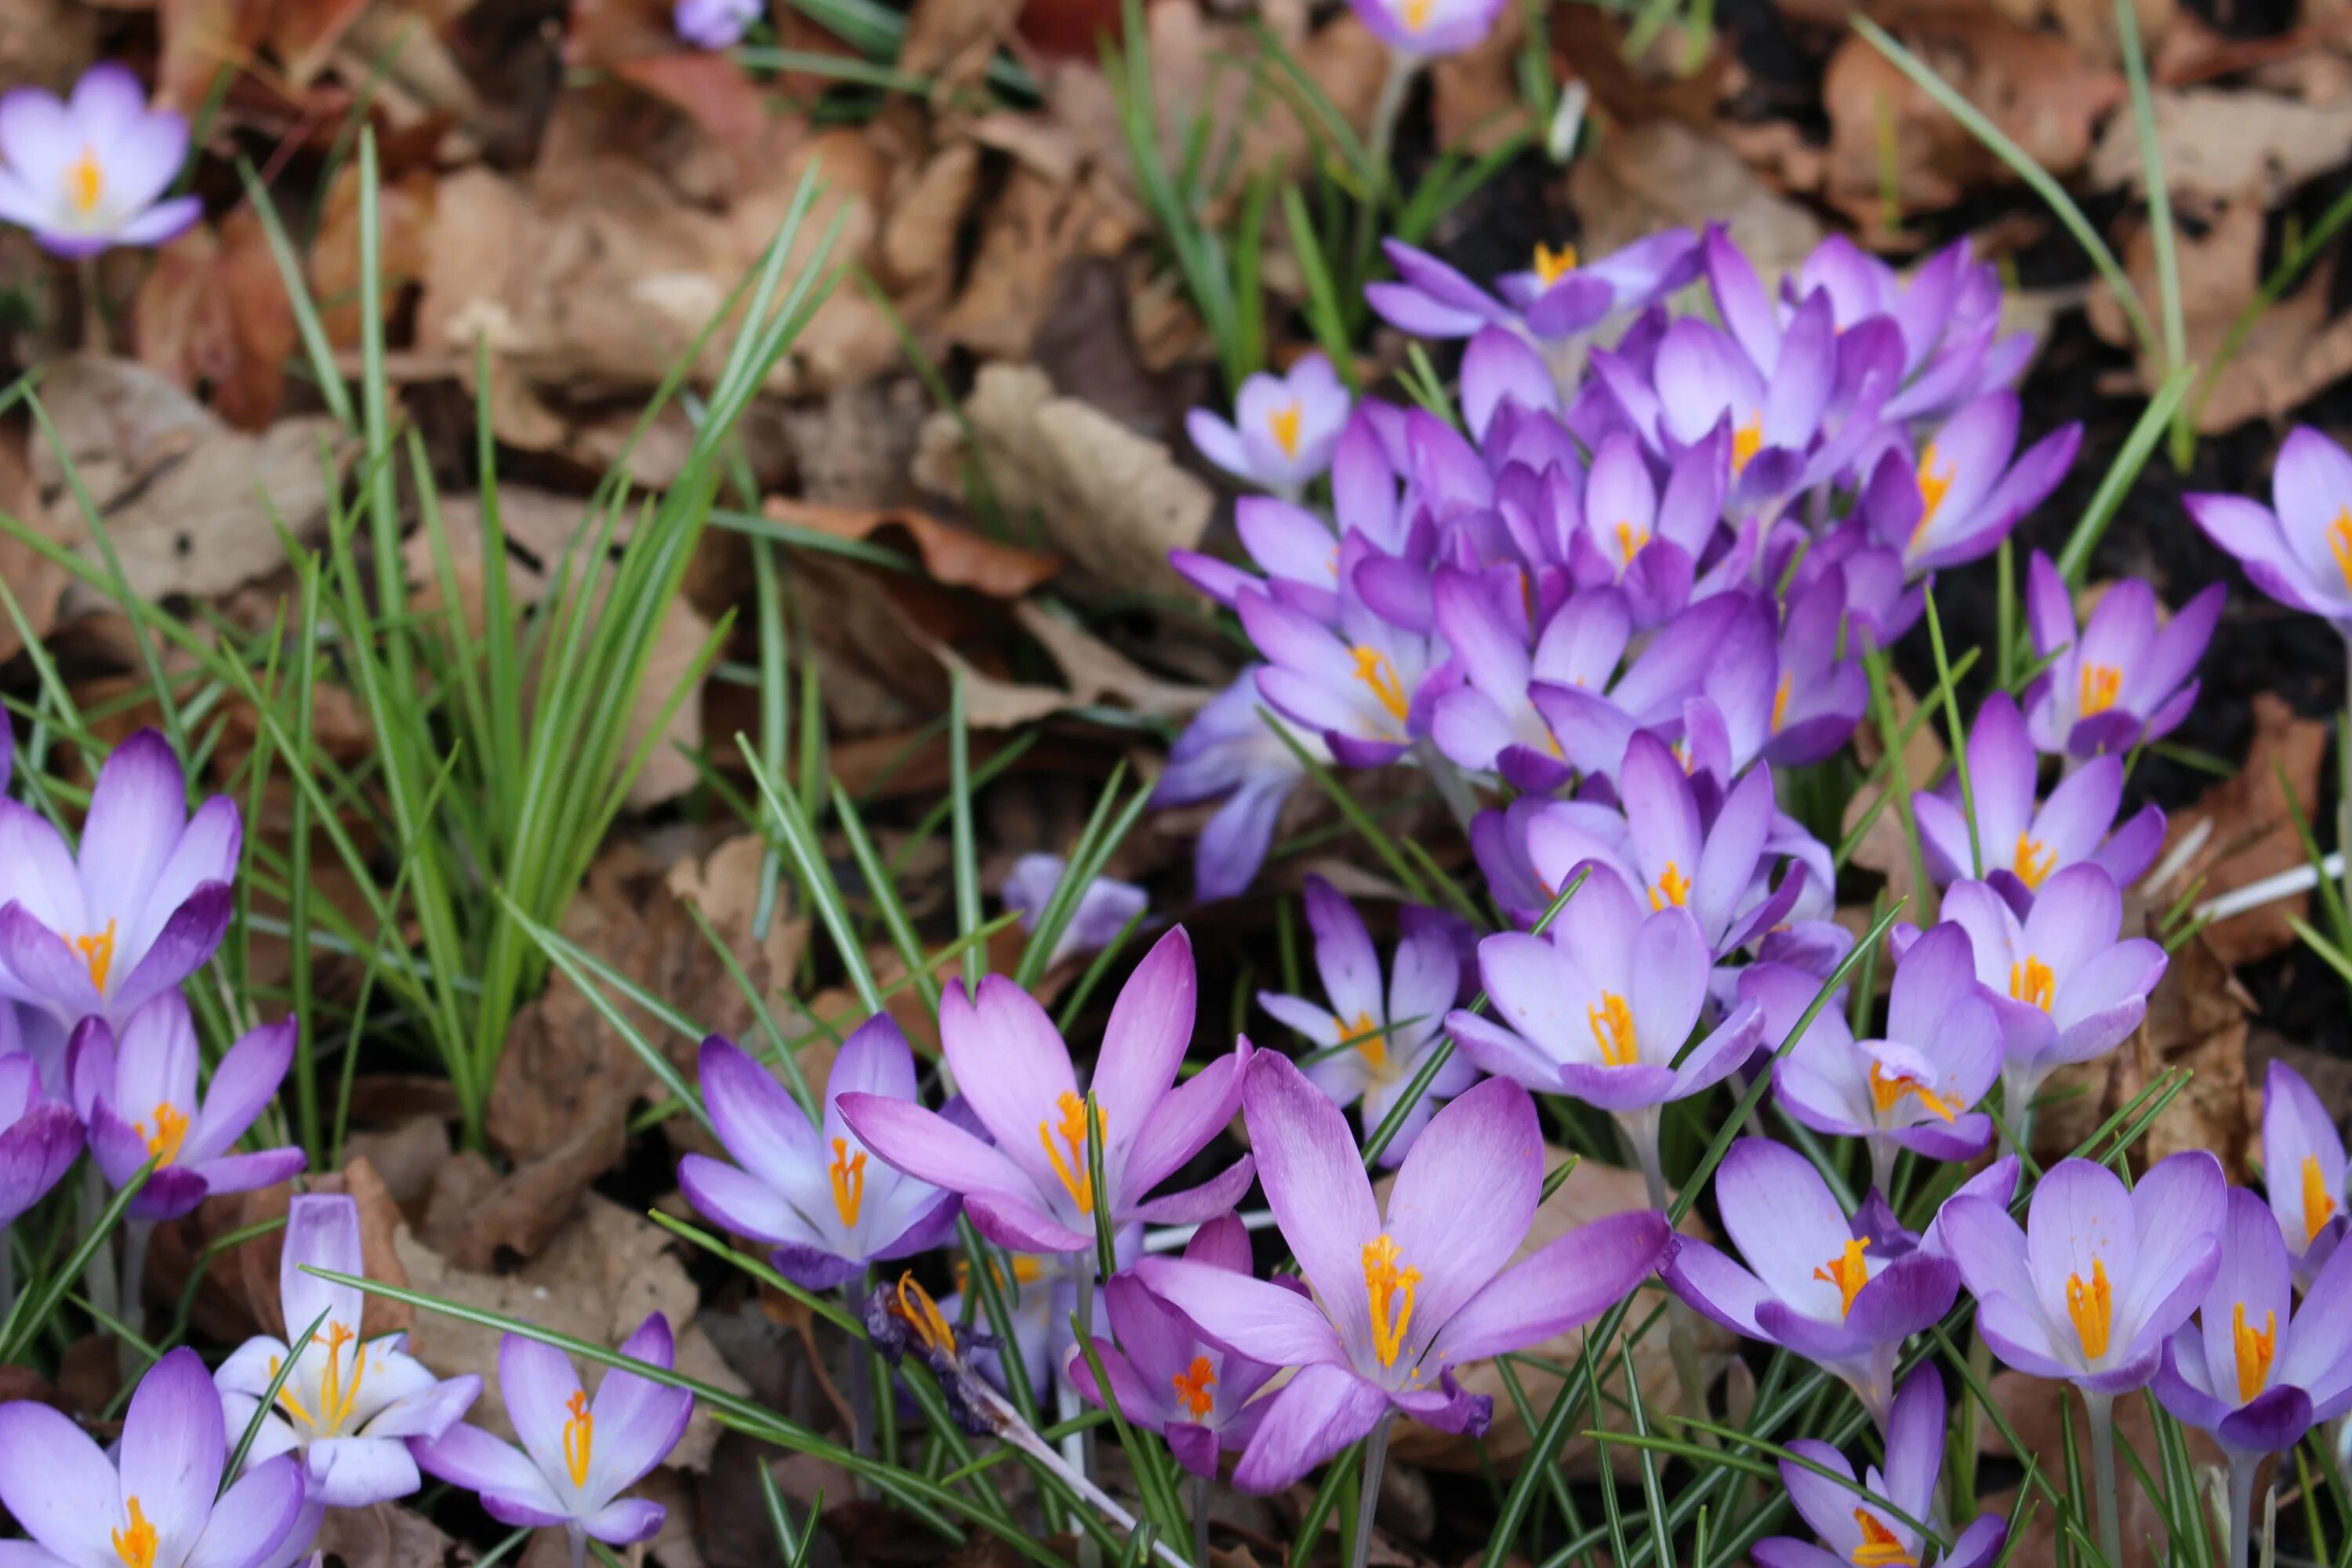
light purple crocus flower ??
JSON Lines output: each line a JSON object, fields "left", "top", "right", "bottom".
{"left": 215, "top": 1195, "right": 481, "bottom": 1522}
{"left": 840, "top": 929, "right": 1254, "bottom": 1254}
{"left": 1526, "top": 590, "right": 1749, "bottom": 784}
{"left": 1187, "top": 355, "right": 1352, "bottom": 494}
{"left": 1935, "top": 866, "right": 2166, "bottom": 1121}
{"left": 1065, "top": 1214, "right": 1277, "bottom": 1477}
{"left": 0, "top": 728, "right": 241, "bottom": 1071}
{"left": 1911, "top": 692, "right": 2165, "bottom": 898}
{"left": 677, "top": 1019, "right": 958, "bottom": 1291}
{"left": 0, "top": 1346, "right": 307, "bottom": 1568}
{"left": 948, "top": 1225, "right": 1142, "bottom": 1400}
{"left": 673, "top": 0, "right": 760, "bottom": 47}
{"left": 412, "top": 1315, "right": 693, "bottom": 1567}
{"left": 1662, "top": 1137, "right": 1958, "bottom": 1426}
{"left": 1751, "top": 924, "right": 2002, "bottom": 1192}
{"left": 1240, "top": 546, "right": 1443, "bottom": 770}
{"left": 68, "top": 993, "right": 303, "bottom": 1221}
{"left": 1369, "top": 233, "right": 1697, "bottom": 343}
{"left": 1002, "top": 855, "right": 1149, "bottom": 973}
{"left": 1857, "top": 393, "right": 2080, "bottom": 575}
{"left": 1554, "top": 430, "right": 1729, "bottom": 628}
{"left": 0, "top": 1051, "right": 81, "bottom": 1231}
{"left": 2261, "top": 1058, "right": 2347, "bottom": 1287}
{"left": 1751, "top": 1367, "right": 2008, "bottom": 1568}
{"left": 1258, "top": 877, "right": 1475, "bottom": 1163}
{"left": 2187, "top": 426, "right": 2352, "bottom": 633}
{"left": 1151, "top": 669, "right": 1319, "bottom": 904}
{"left": 0, "top": 65, "right": 200, "bottom": 258}
{"left": 2023, "top": 551, "right": 2221, "bottom": 760}
{"left": 1172, "top": 497, "right": 1342, "bottom": 620}
{"left": 1940, "top": 1153, "right": 2223, "bottom": 1395}
{"left": 1138, "top": 1058, "right": 1671, "bottom": 1492}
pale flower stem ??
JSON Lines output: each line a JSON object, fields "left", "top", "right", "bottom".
{"left": 566, "top": 1523, "right": 588, "bottom": 1568}
{"left": 78, "top": 1165, "right": 118, "bottom": 1327}
{"left": 1348, "top": 1412, "right": 1394, "bottom": 1568}
{"left": 1190, "top": 1470, "right": 1211, "bottom": 1568}
{"left": 1627, "top": 1116, "right": 1717, "bottom": 1446}
{"left": 971, "top": 1381, "right": 1198, "bottom": 1568}
{"left": 1415, "top": 739, "right": 1480, "bottom": 834}
{"left": 118, "top": 1218, "right": 154, "bottom": 1382}
{"left": 2085, "top": 1390, "right": 2122, "bottom": 1568}
{"left": 2227, "top": 1452, "right": 2258, "bottom": 1568}
{"left": 76, "top": 257, "right": 104, "bottom": 352}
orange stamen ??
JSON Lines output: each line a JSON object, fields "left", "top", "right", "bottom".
{"left": 562, "top": 1388, "right": 594, "bottom": 1489}
{"left": 2011, "top": 833, "right": 2056, "bottom": 890}
{"left": 1868, "top": 1062, "right": 1958, "bottom": 1123}
{"left": 2066, "top": 1258, "right": 2111, "bottom": 1360}
{"left": 1039, "top": 1090, "right": 1098, "bottom": 1214}
{"left": 111, "top": 1497, "right": 156, "bottom": 1568}
{"left": 1343, "top": 1010, "right": 1388, "bottom": 1073}
{"left": 1269, "top": 401, "right": 1304, "bottom": 459}
{"left": 829, "top": 1138, "right": 867, "bottom": 1229}
{"left": 1649, "top": 862, "right": 1690, "bottom": 911}
{"left": 66, "top": 149, "right": 103, "bottom": 216}
{"left": 1613, "top": 520, "right": 1649, "bottom": 568}
{"left": 1850, "top": 1511, "right": 1918, "bottom": 1567}
{"left": 1731, "top": 417, "right": 1763, "bottom": 474}
{"left": 2078, "top": 662, "right": 2122, "bottom": 718}
{"left": 2233, "top": 1302, "right": 2277, "bottom": 1404}
{"left": 1771, "top": 674, "right": 1791, "bottom": 735}
{"left": 74, "top": 918, "right": 118, "bottom": 993}
{"left": 1172, "top": 1356, "right": 1217, "bottom": 1419}
{"left": 1587, "top": 992, "right": 1638, "bottom": 1067}
{"left": 136, "top": 1103, "right": 188, "bottom": 1169}
{"left": 2306, "top": 1154, "right": 2338, "bottom": 1248}
{"left": 1361, "top": 1234, "right": 1421, "bottom": 1368}
{"left": 1912, "top": 443, "right": 1952, "bottom": 544}
{"left": 2332, "top": 510, "right": 2352, "bottom": 596}
{"left": 1351, "top": 646, "right": 1410, "bottom": 724}
{"left": 2009, "top": 955, "right": 2055, "bottom": 1013}
{"left": 1813, "top": 1237, "right": 1871, "bottom": 1318}
{"left": 1532, "top": 243, "right": 1578, "bottom": 287}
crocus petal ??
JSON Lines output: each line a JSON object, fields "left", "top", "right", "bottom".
{"left": 122, "top": 1348, "right": 229, "bottom": 1566}
{"left": 1121, "top": 1044, "right": 1250, "bottom": 1199}
{"left": 1131, "top": 1258, "right": 1348, "bottom": 1369}
{"left": 412, "top": 1424, "right": 568, "bottom": 1515}
{"left": 1243, "top": 1052, "right": 1381, "bottom": 1353}
{"left": 937, "top": 975, "right": 1079, "bottom": 1192}
{"left": 499, "top": 1334, "right": 586, "bottom": 1486}
{"left": 183, "top": 1017, "right": 295, "bottom": 1166}
{"left": 1089, "top": 927, "right": 1197, "bottom": 1140}
{"left": 837, "top": 1094, "right": 1037, "bottom": 1205}
{"left": 581, "top": 1499, "right": 668, "bottom": 1545}
{"left": 1230, "top": 1363, "right": 1391, "bottom": 1494}
{"left": 1382, "top": 1076, "right": 1542, "bottom": 1331}
{"left": 0, "top": 1399, "right": 120, "bottom": 1567}
{"left": 307, "top": 1436, "right": 422, "bottom": 1508}
{"left": 1435, "top": 1208, "right": 1673, "bottom": 1363}
{"left": 281, "top": 1192, "right": 367, "bottom": 1348}
{"left": 184, "top": 1454, "right": 304, "bottom": 1568}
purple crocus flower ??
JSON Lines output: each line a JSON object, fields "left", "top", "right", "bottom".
{"left": 1258, "top": 877, "right": 1475, "bottom": 1163}
{"left": 2261, "top": 1058, "right": 2347, "bottom": 1287}
{"left": 1346, "top": 0, "right": 1509, "bottom": 57}
{"left": 1065, "top": 1214, "right": 1277, "bottom": 1477}
{"left": 1751, "top": 925, "right": 2002, "bottom": 1191}
{"left": 1939, "top": 1153, "right": 2223, "bottom": 1394}
{"left": 0, "top": 65, "right": 201, "bottom": 257}
{"left": 1751, "top": 1367, "right": 2008, "bottom": 1568}
{"left": 1172, "top": 497, "right": 1342, "bottom": 620}
{"left": 676, "top": 0, "right": 760, "bottom": 46}
{"left": 1001, "top": 855, "right": 1149, "bottom": 972}
{"left": 1151, "top": 669, "right": 1319, "bottom": 904}
{"left": 1137, "top": 1058, "right": 1671, "bottom": 1492}
{"left": 1186, "top": 355, "right": 1352, "bottom": 493}
{"left": 1755, "top": 568, "right": 1870, "bottom": 767}
{"left": 0, "top": 1051, "right": 82, "bottom": 1230}
{"left": 677, "top": 1019, "right": 958, "bottom": 1291}
{"left": 2186, "top": 426, "right": 2352, "bottom": 633}
{"left": 1526, "top": 590, "right": 1750, "bottom": 784}
{"left": 412, "top": 1315, "right": 693, "bottom": 1566}
{"left": 0, "top": 728, "right": 241, "bottom": 1070}
{"left": 1662, "top": 1137, "right": 1959, "bottom": 1425}
{"left": 68, "top": 993, "right": 303, "bottom": 1221}
{"left": 1936, "top": 866, "right": 2166, "bottom": 1121}
{"left": 2023, "top": 551, "right": 2221, "bottom": 760}
{"left": 1368, "top": 233, "right": 1697, "bottom": 343}
{"left": 1911, "top": 692, "right": 2165, "bottom": 897}
{"left": 1552, "top": 430, "right": 1729, "bottom": 628}
{"left": 1240, "top": 548, "right": 1444, "bottom": 771}
{"left": 840, "top": 929, "right": 1254, "bottom": 1254}
{"left": 215, "top": 1195, "right": 481, "bottom": 1519}
{"left": 1857, "top": 393, "right": 2080, "bottom": 575}
{"left": 948, "top": 1225, "right": 1142, "bottom": 1399}
{"left": 0, "top": 1346, "right": 307, "bottom": 1568}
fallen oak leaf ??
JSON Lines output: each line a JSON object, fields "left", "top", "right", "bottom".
{"left": 761, "top": 495, "right": 1062, "bottom": 597}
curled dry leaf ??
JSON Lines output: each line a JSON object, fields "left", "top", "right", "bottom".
{"left": 1567, "top": 120, "right": 1821, "bottom": 275}
{"left": 234, "top": 1158, "right": 415, "bottom": 1341}
{"left": 761, "top": 495, "right": 1062, "bottom": 598}
{"left": 0, "top": 430, "right": 68, "bottom": 665}
{"left": 134, "top": 209, "right": 297, "bottom": 430}
{"left": 2088, "top": 88, "right": 2352, "bottom": 205}
{"left": 2152, "top": 691, "right": 2327, "bottom": 968}
{"left": 312, "top": 160, "right": 439, "bottom": 347}
{"left": 898, "top": 0, "right": 1028, "bottom": 100}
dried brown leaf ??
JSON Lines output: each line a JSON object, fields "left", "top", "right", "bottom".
{"left": 2154, "top": 691, "right": 2328, "bottom": 967}
{"left": 762, "top": 496, "right": 1062, "bottom": 597}
{"left": 1568, "top": 119, "right": 1822, "bottom": 274}
{"left": 134, "top": 208, "right": 296, "bottom": 430}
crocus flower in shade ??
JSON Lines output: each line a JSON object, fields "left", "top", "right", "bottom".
{"left": 841, "top": 929, "right": 1254, "bottom": 1255}
{"left": 1661, "top": 1137, "right": 1958, "bottom": 1425}
{"left": 2023, "top": 551, "right": 2221, "bottom": 759}
{"left": 1151, "top": 670, "right": 1319, "bottom": 904}
{"left": 1065, "top": 1214, "right": 1277, "bottom": 1477}
{"left": 1911, "top": 692, "right": 2165, "bottom": 897}
{"left": 1756, "top": 568, "right": 1871, "bottom": 767}
{"left": 1368, "top": 234, "right": 1696, "bottom": 342}
{"left": 1751, "top": 1367, "right": 2008, "bottom": 1568}
{"left": 1859, "top": 393, "right": 2080, "bottom": 575}
{"left": 1935, "top": 867, "right": 2166, "bottom": 1121}
{"left": 1172, "top": 497, "right": 1342, "bottom": 620}
{"left": 677, "top": 1019, "right": 958, "bottom": 1291}
{"left": 1553, "top": 430, "right": 1729, "bottom": 628}
{"left": 1001, "top": 855, "right": 1149, "bottom": 972}
{"left": 69, "top": 993, "right": 303, "bottom": 1221}
{"left": 674, "top": 0, "right": 760, "bottom": 45}
{"left": 0, "top": 66, "right": 200, "bottom": 258}
{"left": 949, "top": 1225, "right": 1142, "bottom": 1399}
{"left": 0, "top": 727, "right": 241, "bottom": 1062}
{"left": 1241, "top": 543, "right": 1446, "bottom": 770}
{"left": 0, "top": 1346, "right": 307, "bottom": 1568}
{"left": 2262, "top": 1058, "right": 2347, "bottom": 1286}
{"left": 215, "top": 1195, "right": 481, "bottom": 1517}
{"left": 1751, "top": 925, "right": 2002, "bottom": 1192}
{"left": 2154, "top": 1187, "right": 2352, "bottom": 1457}
{"left": 1939, "top": 1153, "right": 2223, "bottom": 1394}
{"left": 0, "top": 1051, "right": 81, "bottom": 1230}
{"left": 413, "top": 1315, "right": 693, "bottom": 1566}
{"left": 1187, "top": 355, "right": 1352, "bottom": 493}
{"left": 2187, "top": 426, "right": 2352, "bottom": 633}
{"left": 1137, "top": 1058, "right": 1671, "bottom": 1492}
{"left": 1258, "top": 877, "right": 1475, "bottom": 1162}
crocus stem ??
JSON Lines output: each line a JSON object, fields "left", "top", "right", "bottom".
{"left": 566, "top": 1523, "right": 587, "bottom": 1568}
{"left": 1868, "top": 1136, "right": 1898, "bottom": 1203}
{"left": 1415, "top": 739, "right": 1479, "bottom": 834}
{"left": 1190, "top": 1469, "right": 1210, "bottom": 1568}
{"left": 2084, "top": 1390, "right": 2122, "bottom": 1568}
{"left": 77, "top": 257, "right": 104, "bottom": 352}
{"left": 2227, "top": 1451, "right": 2258, "bottom": 1568}
{"left": 1350, "top": 52, "right": 1419, "bottom": 279}
{"left": 1069, "top": 1264, "right": 1101, "bottom": 1568}
{"left": 118, "top": 1218, "right": 153, "bottom": 1381}
{"left": 970, "top": 1380, "right": 1196, "bottom": 1568}
{"left": 78, "top": 1165, "right": 118, "bottom": 1327}
{"left": 1348, "top": 1412, "right": 1394, "bottom": 1568}
{"left": 1628, "top": 1116, "right": 1716, "bottom": 1444}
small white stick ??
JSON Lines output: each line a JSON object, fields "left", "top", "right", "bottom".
{"left": 2194, "top": 852, "right": 2344, "bottom": 926}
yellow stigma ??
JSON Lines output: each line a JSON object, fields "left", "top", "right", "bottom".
{"left": 1771, "top": 674, "right": 1791, "bottom": 735}
{"left": 1532, "top": 242, "right": 1578, "bottom": 286}
{"left": 66, "top": 148, "right": 103, "bottom": 216}
{"left": 1268, "top": 400, "right": 1304, "bottom": 459}
{"left": 2066, "top": 1258, "right": 2112, "bottom": 1360}
{"left": 891, "top": 1273, "right": 960, "bottom": 1357}
{"left": 1649, "top": 862, "right": 1690, "bottom": 911}
{"left": 2078, "top": 662, "right": 2122, "bottom": 719}
{"left": 1613, "top": 520, "right": 1650, "bottom": 568}
{"left": 1361, "top": 1233, "right": 1421, "bottom": 1369}
{"left": 1867, "top": 1062, "right": 1958, "bottom": 1123}
{"left": 1849, "top": 1511, "right": 1918, "bottom": 1567}
{"left": 829, "top": 1137, "right": 867, "bottom": 1229}
{"left": 2011, "top": 833, "right": 2056, "bottom": 890}
{"left": 2332, "top": 510, "right": 2352, "bottom": 596}
{"left": 136, "top": 1102, "right": 188, "bottom": 1169}
{"left": 1172, "top": 1355, "right": 1217, "bottom": 1419}
{"left": 1343, "top": 1010, "right": 1388, "bottom": 1073}
{"left": 2233, "top": 1301, "right": 2277, "bottom": 1404}
{"left": 111, "top": 1497, "right": 156, "bottom": 1568}
{"left": 1912, "top": 443, "right": 1952, "bottom": 544}
{"left": 1812, "top": 1237, "right": 1871, "bottom": 1319}
{"left": 1351, "top": 646, "right": 1410, "bottom": 724}
{"left": 1039, "top": 1090, "right": 1099, "bottom": 1215}
{"left": 2009, "top": 954, "right": 2055, "bottom": 1013}
{"left": 2305, "top": 1154, "right": 2337, "bottom": 1248}
{"left": 75, "top": 918, "right": 118, "bottom": 993}
{"left": 562, "top": 1388, "right": 593, "bottom": 1489}
{"left": 1731, "top": 417, "right": 1763, "bottom": 474}
{"left": 1401, "top": 0, "right": 1433, "bottom": 27}
{"left": 1587, "top": 992, "right": 1639, "bottom": 1068}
